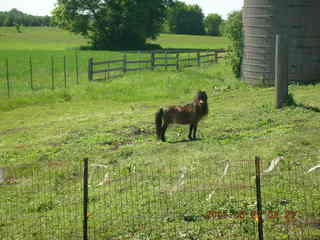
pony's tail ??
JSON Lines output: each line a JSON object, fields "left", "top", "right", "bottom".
{"left": 155, "top": 108, "right": 164, "bottom": 139}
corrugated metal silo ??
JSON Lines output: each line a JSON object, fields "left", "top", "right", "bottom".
{"left": 242, "top": 0, "right": 320, "bottom": 86}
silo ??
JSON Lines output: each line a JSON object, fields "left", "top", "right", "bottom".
{"left": 242, "top": 0, "right": 320, "bottom": 86}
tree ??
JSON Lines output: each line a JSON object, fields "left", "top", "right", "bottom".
{"left": 223, "top": 11, "right": 243, "bottom": 78}
{"left": 52, "top": 0, "right": 172, "bottom": 50}
{"left": 0, "top": 13, "right": 6, "bottom": 26}
{"left": 167, "top": 1, "right": 205, "bottom": 35}
{"left": 3, "top": 16, "right": 14, "bottom": 26}
{"left": 0, "top": 9, "right": 52, "bottom": 27}
{"left": 219, "top": 20, "right": 226, "bottom": 36}
{"left": 205, "top": 13, "right": 222, "bottom": 36}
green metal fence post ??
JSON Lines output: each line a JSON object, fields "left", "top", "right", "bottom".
{"left": 51, "top": 56, "right": 55, "bottom": 90}
{"left": 29, "top": 56, "right": 33, "bottom": 91}
{"left": 6, "top": 58, "right": 10, "bottom": 97}
{"left": 64, "top": 56, "right": 67, "bottom": 88}
{"left": 75, "top": 52, "right": 79, "bottom": 85}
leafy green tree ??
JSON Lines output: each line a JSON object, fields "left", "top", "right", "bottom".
{"left": 219, "top": 20, "right": 226, "bottom": 36}
{"left": 223, "top": 11, "right": 243, "bottom": 78}
{"left": 53, "top": 0, "right": 172, "bottom": 50}
{"left": 3, "top": 16, "right": 14, "bottom": 26}
{"left": 167, "top": 1, "right": 205, "bottom": 35}
{"left": 0, "top": 13, "right": 6, "bottom": 26}
{"left": 205, "top": 13, "right": 222, "bottom": 36}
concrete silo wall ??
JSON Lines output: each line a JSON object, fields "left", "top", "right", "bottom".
{"left": 242, "top": 0, "right": 320, "bottom": 86}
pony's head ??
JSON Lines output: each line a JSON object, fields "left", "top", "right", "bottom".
{"left": 195, "top": 91, "right": 208, "bottom": 104}
{"left": 195, "top": 91, "right": 208, "bottom": 116}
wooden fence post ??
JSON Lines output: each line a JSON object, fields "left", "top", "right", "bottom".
{"left": 165, "top": 51, "right": 168, "bottom": 71}
{"left": 107, "top": 63, "right": 110, "bottom": 80}
{"left": 255, "top": 156, "right": 264, "bottom": 240}
{"left": 83, "top": 157, "right": 89, "bottom": 240}
{"left": 88, "top": 58, "right": 93, "bottom": 81}
{"left": 275, "top": 34, "right": 288, "bottom": 109}
{"left": 214, "top": 51, "right": 218, "bottom": 63}
{"left": 123, "top": 54, "right": 127, "bottom": 74}
{"left": 176, "top": 52, "right": 180, "bottom": 71}
{"left": 150, "top": 52, "right": 155, "bottom": 70}
{"left": 197, "top": 52, "right": 200, "bottom": 67}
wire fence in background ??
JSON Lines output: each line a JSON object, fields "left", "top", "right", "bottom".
{"left": 0, "top": 52, "right": 92, "bottom": 98}
{"left": 0, "top": 156, "right": 319, "bottom": 240}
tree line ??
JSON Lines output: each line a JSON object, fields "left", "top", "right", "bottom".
{"left": 164, "top": 1, "right": 224, "bottom": 36}
{"left": 1, "top": 1, "right": 242, "bottom": 78}
{"left": 52, "top": 0, "right": 228, "bottom": 50}
{"left": 0, "top": 9, "right": 52, "bottom": 27}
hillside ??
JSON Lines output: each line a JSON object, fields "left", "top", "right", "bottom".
{"left": 0, "top": 27, "right": 319, "bottom": 239}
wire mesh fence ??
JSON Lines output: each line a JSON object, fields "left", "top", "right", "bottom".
{"left": 86, "top": 158, "right": 257, "bottom": 239}
{"left": 260, "top": 156, "right": 320, "bottom": 239}
{"left": 0, "top": 53, "right": 93, "bottom": 98}
{"left": 0, "top": 156, "right": 319, "bottom": 239}
{"left": 0, "top": 162, "right": 83, "bottom": 240}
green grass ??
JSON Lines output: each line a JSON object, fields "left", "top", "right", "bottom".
{"left": 0, "top": 27, "right": 229, "bottom": 51}
{"left": 0, "top": 27, "right": 229, "bottom": 97}
{"left": 1, "top": 64, "right": 320, "bottom": 239}
{"left": 0, "top": 27, "right": 319, "bottom": 239}
{"left": 148, "top": 33, "right": 228, "bottom": 49}
{"left": 0, "top": 27, "right": 89, "bottom": 50}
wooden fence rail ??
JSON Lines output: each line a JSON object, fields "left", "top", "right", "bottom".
{"left": 88, "top": 49, "right": 226, "bottom": 81}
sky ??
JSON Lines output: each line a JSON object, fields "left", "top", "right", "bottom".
{"left": 0, "top": 0, "right": 243, "bottom": 19}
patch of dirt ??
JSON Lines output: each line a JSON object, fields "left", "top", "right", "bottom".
{"left": 47, "top": 161, "right": 65, "bottom": 167}
{"left": 122, "top": 125, "right": 154, "bottom": 136}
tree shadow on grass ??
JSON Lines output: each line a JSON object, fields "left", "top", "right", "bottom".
{"left": 286, "top": 93, "right": 320, "bottom": 113}
{"left": 78, "top": 43, "right": 163, "bottom": 51}
{"left": 294, "top": 104, "right": 320, "bottom": 113}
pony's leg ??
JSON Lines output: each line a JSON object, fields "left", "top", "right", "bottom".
{"left": 161, "top": 122, "right": 169, "bottom": 142}
{"left": 193, "top": 123, "right": 198, "bottom": 140}
{"left": 188, "top": 124, "right": 194, "bottom": 140}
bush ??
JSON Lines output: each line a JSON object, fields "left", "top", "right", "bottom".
{"left": 223, "top": 11, "right": 243, "bottom": 78}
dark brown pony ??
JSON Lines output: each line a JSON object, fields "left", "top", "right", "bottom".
{"left": 155, "top": 91, "right": 208, "bottom": 142}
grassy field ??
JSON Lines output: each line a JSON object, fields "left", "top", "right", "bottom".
{"left": 0, "top": 27, "right": 320, "bottom": 239}
{"left": 0, "top": 27, "right": 229, "bottom": 97}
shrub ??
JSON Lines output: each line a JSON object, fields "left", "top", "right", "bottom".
{"left": 223, "top": 11, "right": 243, "bottom": 78}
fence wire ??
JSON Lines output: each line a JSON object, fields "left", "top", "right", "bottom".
{"left": 0, "top": 156, "right": 319, "bottom": 240}
{"left": 87, "top": 158, "right": 257, "bottom": 240}
{"left": 0, "top": 163, "right": 83, "bottom": 240}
